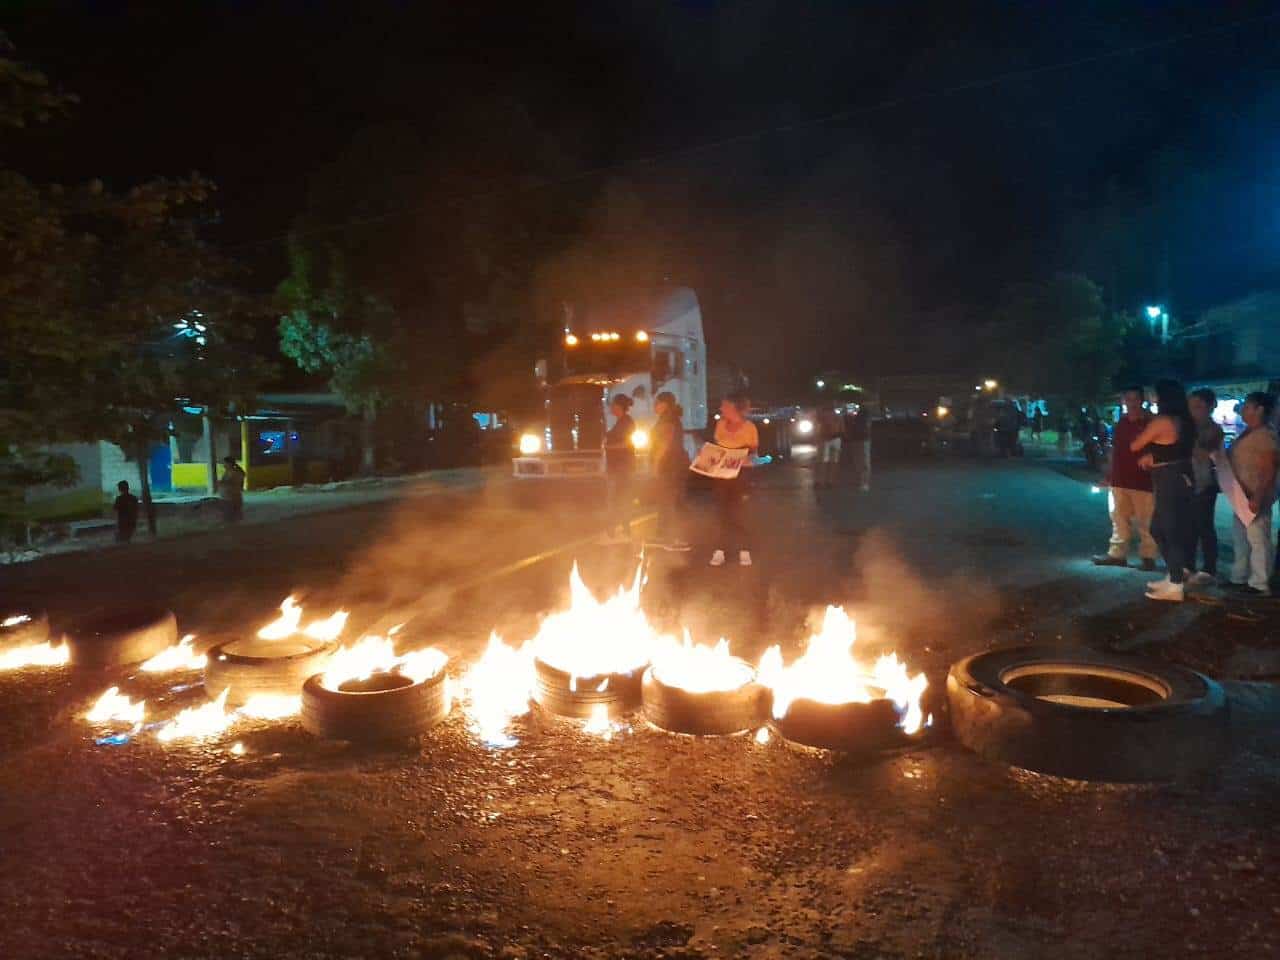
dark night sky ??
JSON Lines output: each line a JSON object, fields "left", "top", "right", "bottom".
{"left": 7, "top": 0, "right": 1280, "bottom": 391}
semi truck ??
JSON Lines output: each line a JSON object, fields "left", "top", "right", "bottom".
{"left": 512, "top": 287, "right": 709, "bottom": 478}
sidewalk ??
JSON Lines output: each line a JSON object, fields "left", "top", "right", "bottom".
{"left": 4, "top": 467, "right": 495, "bottom": 565}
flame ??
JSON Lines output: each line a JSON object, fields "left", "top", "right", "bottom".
{"left": 230, "top": 741, "right": 246, "bottom": 756}
{"left": 650, "top": 633, "right": 753, "bottom": 693}
{"left": 3, "top": 614, "right": 33, "bottom": 628}
{"left": 529, "top": 562, "right": 654, "bottom": 681}
{"left": 238, "top": 693, "right": 301, "bottom": 719}
{"left": 756, "top": 606, "right": 928, "bottom": 735}
{"left": 755, "top": 726, "right": 771, "bottom": 744}
{"left": 0, "top": 641, "right": 70, "bottom": 671}
{"left": 583, "top": 703, "right": 615, "bottom": 740}
{"left": 462, "top": 632, "right": 534, "bottom": 747}
{"left": 86, "top": 686, "right": 145, "bottom": 727}
{"left": 156, "top": 688, "right": 235, "bottom": 743}
{"left": 140, "top": 634, "right": 207, "bottom": 672}
{"left": 319, "top": 632, "right": 448, "bottom": 689}
{"left": 256, "top": 596, "right": 348, "bottom": 643}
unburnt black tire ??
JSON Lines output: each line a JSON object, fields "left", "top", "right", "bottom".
{"left": 641, "top": 665, "right": 767, "bottom": 735}
{"left": 533, "top": 658, "right": 644, "bottom": 720}
{"left": 947, "top": 646, "right": 1229, "bottom": 782}
{"left": 70, "top": 608, "right": 177, "bottom": 667}
{"left": 301, "top": 671, "right": 451, "bottom": 741}
{"left": 0, "top": 610, "right": 50, "bottom": 650}
{"left": 205, "top": 636, "right": 335, "bottom": 706}
{"left": 771, "top": 697, "right": 910, "bottom": 752}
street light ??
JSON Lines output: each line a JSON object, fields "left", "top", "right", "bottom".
{"left": 1145, "top": 304, "right": 1169, "bottom": 344}
{"left": 983, "top": 379, "right": 998, "bottom": 391}
{"left": 815, "top": 379, "right": 826, "bottom": 389}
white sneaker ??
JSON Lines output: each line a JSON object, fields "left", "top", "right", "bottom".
{"left": 739, "top": 550, "right": 752, "bottom": 567}
{"left": 709, "top": 549, "right": 726, "bottom": 567}
{"left": 1146, "top": 580, "right": 1184, "bottom": 602}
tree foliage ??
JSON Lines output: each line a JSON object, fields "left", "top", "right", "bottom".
{"left": 984, "top": 273, "right": 1122, "bottom": 404}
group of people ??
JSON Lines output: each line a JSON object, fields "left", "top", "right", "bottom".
{"left": 1093, "top": 381, "right": 1279, "bottom": 601}
{"left": 602, "top": 391, "right": 760, "bottom": 567}
{"left": 112, "top": 456, "right": 246, "bottom": 544}
{"left": 815, "top": 404, "right": 871, "bottom": 490}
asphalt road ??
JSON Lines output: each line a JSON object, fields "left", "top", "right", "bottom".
{"left": 1, "top": 458, "right": 1276, "bottom": 959}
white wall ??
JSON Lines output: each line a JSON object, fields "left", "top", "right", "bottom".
{"left": 22, "top": 442, "right": 103, "bottom": 503}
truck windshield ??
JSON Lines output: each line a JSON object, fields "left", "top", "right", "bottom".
{"left": 564, "top": 340, "right": 649, "bottom": 379}
{"left": 547, "top": 382, "right": 606, "bottom": 452}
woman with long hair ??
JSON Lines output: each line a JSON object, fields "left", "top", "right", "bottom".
{"left": 650, "top": 391, "right": 691, "bottom": 551}
{"left": 1130, "top": 379, "right": 1195, "bottom": 601}
{"left": 709, "top": 392, "right": 759, "bottom": 566}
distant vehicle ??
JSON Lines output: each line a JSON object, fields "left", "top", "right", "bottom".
{"left": 512, "top": 288, "right": 708, "bottom": 478}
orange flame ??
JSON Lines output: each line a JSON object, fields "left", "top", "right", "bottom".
{"left": 140, "top": 634, "right": 207, "bottom": 673}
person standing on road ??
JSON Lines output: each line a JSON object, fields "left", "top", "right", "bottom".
{"left": 709, "top": 392, "right": 759, "bottom": 567}
{"left": 1131, "top": 379, "right": 1195, "bottom": 602}
{"left": 113, "top": 480, "right": 139, "bottom": 543}
{"left": 846, "top": 405, "right": 871, "bottom": 492}
{"left": 815, "top": 404, "right": 844, "bottom": 489}
{"left": 601, "top": 394, "right": 637, "bottom": 543}
{"left": 650, "top": 391, "right": 691, "bottom": 551}
{"left": 219, "top": 456, "right": 246, "bottom": 524}
{"left": 1186, "top": 388, "right": 1224, "bottom": 586}
{"left": 1032, "top": 407, "right": 1044, "bottom": 443}
{"left": 1092, "top": 387, "right": 1158, "bottom": 571}
{"left": 1226, "top": 392, "right": 1279, "bottom": 596}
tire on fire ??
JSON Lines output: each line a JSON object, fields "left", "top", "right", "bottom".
{"left": 301, "top": 670, "right": 450, "bottom": 741}
{"left": 771, "top": 698, "right": 912, "bottom": 752}
{"left": 70, "top": 608, "right": 177, "bottom": 667}
{"left": 204, "top": 636, "right": 335, "bottom": 706}
{"left": 641, "top": 665, "right": 767, "bottom": 735}
{"left": 1, "top": 610, "right": 50, "bottom": 649}
{"left": 533, "top": 658, "right": 643, "bottom": 720}
{"left": 947, "top": 645, "right": 1229, "bottom": 782}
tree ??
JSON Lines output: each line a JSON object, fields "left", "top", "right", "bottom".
{"left": 1, "top": 38, "right": 269, "bottom": 536}
{"left": 983, "top": 274, "right": 1123, "bottom": 405}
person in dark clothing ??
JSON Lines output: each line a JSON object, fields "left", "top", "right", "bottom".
{"left": 649, "top": 391, "right": 691, "bottom": 551}
{"left": 601, "top": 394, "right": 637, "bottom": 543}
{"left": 1186, "top": 387, "right": 1224, "bottom": 585}
{"left": 1032, "top": 408, "right": 1044, "bottom": 442}
{"left": 1132, "top": 379, "right": 1196, "bottom": 602}
{"left": 113, "top": 480, "right": 139, "bottom": 543}
{"left": 846, "top": 405, "right": 871, "bottom": 491}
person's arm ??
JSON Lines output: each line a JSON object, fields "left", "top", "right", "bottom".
{"left": 1129, "top": 417, "right": 1166, "bottom": 453}
{"left": 1249, "top": 439, "right": 1279, "bottom": 513}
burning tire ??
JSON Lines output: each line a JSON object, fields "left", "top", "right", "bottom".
{"left": 771, "top": 697, "right": 912, "bottom": 752}
{"left": 70, "top": 608, "right": 177, "bottom": 667}
{"left": 642, "top": 664, "right": 767, "bottom": 735}
{"left": 533, "top": 658, "right": 643, "bottom": 720}
{"left": 205, "top": 636, "right": 335, "bottom": 706}
{"left": 946, "top": 646, "right": 1229, "bottom": 782}
{"left": 301, "top": 670, "right": 451, "bottom": 741}
{"left": 1, "top": 611, "right": 49, "bottom": 649}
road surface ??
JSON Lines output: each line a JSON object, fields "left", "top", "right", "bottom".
{"left": 0, "top": 458, "right": 1276, "bottom": 959}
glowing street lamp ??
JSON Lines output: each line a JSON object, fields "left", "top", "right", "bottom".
{"left": 815, "top": 379, "right": 826, "bottom": 389}
{"left": 983, "top": 379, "right": 998, "bottom": 392}
{"left": 1145, "top": 304, "right": 1170, "bottom": 344}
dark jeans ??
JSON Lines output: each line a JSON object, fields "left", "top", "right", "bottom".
{"left": 116, "top": 521, "right": 136, "bottom": 543}
{"left": 653, "top": 474, "right": 685, "bottom": 542}
{"left": 1189, "top": 486, "right": 1218, "bottom": 575}
{"left": 605, "top": 472, "right": 633, "bottom": 535}
{"left": 1150, "top": 464, "right": 1193, "bottom": 584}
{"left": 713, "top": 475, "right": 749, "bottom": 551}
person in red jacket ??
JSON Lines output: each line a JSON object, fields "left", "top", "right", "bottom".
{"left": 1092, "top": 387, "right": 1157, "bottom": 570}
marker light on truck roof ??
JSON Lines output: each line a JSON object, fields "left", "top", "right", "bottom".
{"left": 564, "top": 333, "right": 579, "bottom": 346}
{"left": 519, "top": 433, "right": 542, "bottom": 455}
{"left": 635, "top": 331, "right": 649, "bottom": 343}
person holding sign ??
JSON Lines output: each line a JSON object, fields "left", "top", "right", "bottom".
{"left": 708, "top": 392, "right": 759, "bottom": 567}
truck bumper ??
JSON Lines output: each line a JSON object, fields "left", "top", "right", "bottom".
{"left": 512, "top": 454, "right": 605, "bottom": 479}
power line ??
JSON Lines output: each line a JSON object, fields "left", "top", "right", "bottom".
{"left": 226, "top": 8, "right": 1280, "bottom": 254}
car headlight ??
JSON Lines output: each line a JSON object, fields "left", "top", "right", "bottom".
{"left": 630, "top": 429, "right": 649, "bottom": 450}
{"left": 797, "top": 419, "right": 814, "bottom": 435}
{"left": 518, "top": 433, "right": 542, "bottom": 455}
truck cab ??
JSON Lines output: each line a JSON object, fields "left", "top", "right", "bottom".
{"left": 512, "top": 287, "right": 708, "bottom": 478}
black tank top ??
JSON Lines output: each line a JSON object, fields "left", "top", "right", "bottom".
{"left": 1150, "top": 417, "right": 1193, "bottom": 464}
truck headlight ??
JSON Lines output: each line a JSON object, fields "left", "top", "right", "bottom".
{"left": 796, "top": 419, "right": 814, "bottom": 435}
{"left": 519, "top": 433, "right": 542, "bottom": 455}
{"left": 630, "top": 429, "right": 649, "bottom": 450}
